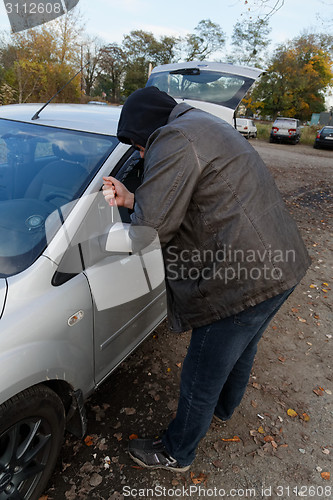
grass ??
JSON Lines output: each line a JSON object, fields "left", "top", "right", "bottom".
{"left": 254, "top": 122, "right": 320, "bottom": 146}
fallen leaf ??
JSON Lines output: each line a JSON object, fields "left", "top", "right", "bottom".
{"left": 309, "top": 284, "right": 316, "bottom": 289}
{"left": 84, "top": 435, "right": 94, "bottom": 447}
{"left": 113, "top": 432, "right": 122, "bottom": 441}
{"left": 176, "top": 362, "right": 182, "bottom": 368}
{"left": 258, "top": 426, "right": 265, "bottom": 434}
{"left": 251, "top": 400, "right": 257, "bottom": 408}
{"left": 39, "top": 496, "right": 48, "bottom": 500}
{"left": 212, "top": 459, "right": 223, "bottom": 468}
{"left": 167, "top": 367, "right": 171, "bottom": 372}
{"left": 322, "top": 282, "right": 329, "bottom": 286}
{"left": 278, "top": 356, "right": 286, "bottom": 363}
{"left": 190, "top": 472, "right": 208, "bottom": 485}
{"left": 321, "top": 472, "right": 330, "bottom": 481}
{"left": 129, "top": 434, "right": 138, "bottom": 440}
{"left": 313, "top": 387, "right": 324, "bottom": 397}
{"left": 221, "top": 435, "right": 241, "bottom": 442}
{"left": 287, "top": 408, "right": 298, "bottom": 417}
{"left": 264, "top": 435, "right": 274, "bottom": 442}
{"left": 122, "top": 407, "right": 136, "bottom": 415}
{"left": 300, "top": 412, "right": 310, "bottom": 422}
{"left": 291, "top": 307, "right": 299, "bottom": 312}
{"left": 297, "top": 317, "right": 307, "bottom": 323}
{"left": 252, "top": 382, "right": 261, "bottom": 390}
{"left": 271, "top": 440, "right": 278, "bottom": 449}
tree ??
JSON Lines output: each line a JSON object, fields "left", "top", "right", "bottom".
{"left": 97, "top": 43, "right": 127, "bottom": 102}
{"left": 237, "top": 0, "right": 285, "bottom": 19}
{"left": 230, "top": 18, "right": 271, "bottom": 68}
{"left": 251, "top": 34, "right": 333, "bottom": 120}
{"left": 183, "top": 19, "right": 225, "bottom": 61}
{"left": 0, "top": 9, "right": 85, "bottom": 104}
{"left": 121, "top": 30, "right": 179, "bottom": 97}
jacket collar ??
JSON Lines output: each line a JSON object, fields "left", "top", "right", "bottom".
{"left": 168, "top": 102, "right": 194, "bottom": 123}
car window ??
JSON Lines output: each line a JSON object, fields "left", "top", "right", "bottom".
{"left": 274, "top": 118, "right": 297, "bottom": 127}
{"left": 0, "top": 118, "right": 118, "bottom": 278}
{"left": 147, "top": 70, "right": 255, "bottom": 109}
{"left": 322, "top": 127, "right": 333, "bottom": 136}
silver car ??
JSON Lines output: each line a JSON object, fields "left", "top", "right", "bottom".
{"left": 0, "top": 61, "right": 262, "bottom": 500}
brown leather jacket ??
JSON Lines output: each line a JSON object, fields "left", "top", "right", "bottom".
{"left": 130, "top": 103, "right": 311, "bottom": 332}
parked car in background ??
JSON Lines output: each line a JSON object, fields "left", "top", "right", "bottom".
{"left": 270, "top": 117, "right": 301, "bottom": 144}
{"left": 0, "top": 60, "right": 264, "bottom": 500}
{"left": 313, "top": 125, "right": 333, "bottom": 149}
{"left": 236, "top": 117, "right": 257, "bottom": 139}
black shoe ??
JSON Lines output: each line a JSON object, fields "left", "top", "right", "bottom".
{"left": 212, "top": 414, "right": 227, "bottom": 424}
{"left": 128, "top": 436, "right": 191, "bottom": 472}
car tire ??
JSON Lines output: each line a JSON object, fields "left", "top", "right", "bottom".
{"left": 269, "top": 136, "right": 274, "bottom": 143}
{"left": 0, "top": 385, "right": 65, "bottom": 500}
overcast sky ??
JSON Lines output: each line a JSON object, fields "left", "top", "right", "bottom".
{"left": 0, "top": 0, "right": 331, "bottom": 50}
{"left": 76, "top": 0, "right": 331, "bottom": 50}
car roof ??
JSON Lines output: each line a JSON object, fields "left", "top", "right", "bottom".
{"left": 0, "top": 103, "right": 121, "bottom": 135}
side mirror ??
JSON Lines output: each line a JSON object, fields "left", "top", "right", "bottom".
{"left": 105, "top": 222, "right": 132, "bottom": 253}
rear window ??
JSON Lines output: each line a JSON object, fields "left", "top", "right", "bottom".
{"left": 322, "top": 127, "right": 333, "bottom": 136}
{"left": 274, "top": 118, "right": 297, "bottom": 128}
{"left": 147, "top": 69, "right": 256, "bottom": 110}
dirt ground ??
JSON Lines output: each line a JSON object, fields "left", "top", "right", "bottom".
{"left": 44, "top": 141, "right": 332, "bottom": 500}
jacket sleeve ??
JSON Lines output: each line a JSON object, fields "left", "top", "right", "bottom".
{"left": 129, "top": 126, "right": 202, "bottom": 250}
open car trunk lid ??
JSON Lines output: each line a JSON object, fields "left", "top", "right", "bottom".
{"left": 146, "top": 61, "right": 263, "bottom": 126}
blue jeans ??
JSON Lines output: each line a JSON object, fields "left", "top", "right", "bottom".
{"left": 162, "top": 288, "right": 295, "bottom": 466}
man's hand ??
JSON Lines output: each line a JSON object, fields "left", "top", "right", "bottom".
{"left": 102, "top": 176, "right": 135, "bottom": 210}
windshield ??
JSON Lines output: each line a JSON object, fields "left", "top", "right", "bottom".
{"left": 0, "top": 119, "right": 118, "bottom": 277}
{"left": 147, "top": 69, "right": 255, "bottom": 109}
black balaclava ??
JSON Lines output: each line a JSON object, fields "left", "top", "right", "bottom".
{"left": 117, "top": 86, "right": 177, "bottom": 148}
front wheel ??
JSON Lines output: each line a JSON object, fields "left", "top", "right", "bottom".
{"left": 0, "top": 385, "right": 65, "bottom": 500}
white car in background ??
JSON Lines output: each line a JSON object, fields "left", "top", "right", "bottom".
{"left": 236, "top": 117, "right": 257, "bottom": 139}
{"left": 0, "top": 60, "right": 263, "bottom": 500}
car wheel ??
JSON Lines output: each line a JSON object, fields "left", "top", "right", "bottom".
{"left": 0, "top": 385, "right": 65, "bottom": 500}
{"left": 269, "top": 136, "right": 274, "bottom": 143}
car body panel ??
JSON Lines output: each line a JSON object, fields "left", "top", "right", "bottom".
{"left": 0, "top": 255, "right": 94, "bottom": 405}
{"left": 146, "top": 61, "right": 263, "bottom": 126}
{"left": 0, "top": 279, "right": 7, "bottom": 318}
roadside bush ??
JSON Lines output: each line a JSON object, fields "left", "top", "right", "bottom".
{"left": 300, "top": 125, "right": 320, "bottom": 146}
{"left": 256, "top": 122, "right": 271, "bottom": 141}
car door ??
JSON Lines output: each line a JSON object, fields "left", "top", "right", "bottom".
{"left": 75, "top": 151, "right": 167, "bottom": 384}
